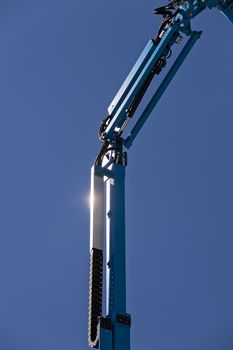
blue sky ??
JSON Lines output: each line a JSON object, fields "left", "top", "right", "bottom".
{"left": 0, "top": 1, "right": 233, "bottom": 349}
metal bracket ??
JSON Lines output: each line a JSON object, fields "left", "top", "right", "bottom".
{"left": 117, "top": 313, "right": 131, "bottom": 327}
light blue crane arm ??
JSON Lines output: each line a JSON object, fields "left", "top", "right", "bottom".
{"left": 100, "top": 0, "right": 206, "bottom": 144}
{"left": 99, "top": 0, "right": 233, "bottom": 148}
{"left": 88, "top": 2, "right": 233, "bottom": 349}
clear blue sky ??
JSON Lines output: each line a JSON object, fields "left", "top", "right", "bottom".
{"left": 0, "top": 1, "right": 233, "bottom": 349}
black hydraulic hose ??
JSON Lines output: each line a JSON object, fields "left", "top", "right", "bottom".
{"left": 95, "top": 141, "right": 110, "bottom": 166}
{"left": 126, "top": 57, "right": 166, "bottom": 118}
{"left": 99, "top": 115, "right": 113, "bottom": 142}
{"left": 126, "top": 68, "right": 156, "bottom": 118}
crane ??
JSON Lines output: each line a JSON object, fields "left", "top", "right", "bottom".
{"left": 88, "top": 1, "right": 233, "bottom": 350}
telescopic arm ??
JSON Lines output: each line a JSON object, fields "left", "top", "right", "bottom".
{"left": 88, "top": 1, "right": 233, "bottom": 349}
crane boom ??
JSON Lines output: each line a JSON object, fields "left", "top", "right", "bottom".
{"left": 88, "top": 1, "right": 233, "bottom": 349}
